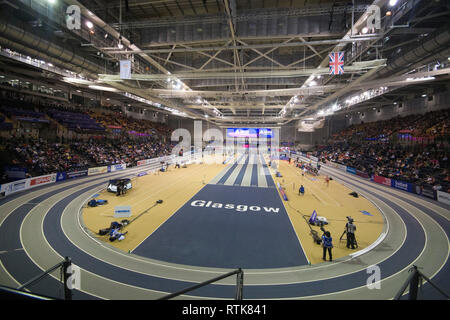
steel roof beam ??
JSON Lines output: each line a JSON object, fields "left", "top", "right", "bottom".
{"left": 103, "top": 36, "right": 380, "bottom": 54}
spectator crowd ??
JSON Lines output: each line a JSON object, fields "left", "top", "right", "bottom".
{"left": 332, "top": 109, "right": 449, "bottom": 143}
{"left": 0, "top": 136, "right": 174, "bottom": 183}
{"left": 311, "top": 109, "right": 449, "bottom": 193}
{"left": 0, "top": 99, "right": 175, "bottom": 183}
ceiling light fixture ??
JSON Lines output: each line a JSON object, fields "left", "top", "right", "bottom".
{"left": 389, "top": 0, "right": 398, "bottom": 6}
{"left": 88, "top": 85, "right": 118, "bottom": 92}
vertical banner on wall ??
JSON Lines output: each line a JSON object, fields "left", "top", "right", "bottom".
{"left": 194, "top": 120, "right": 202, "bottom": 160}
{"left": 271, "top": 128, "right": 280, "bottom": 167}
{"left": 120, "top": 60, "right": 132, "bottom": 79}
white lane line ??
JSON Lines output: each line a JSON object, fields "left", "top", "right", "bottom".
{"left": 241, "top": 154, "right": 254, "bottom": 187}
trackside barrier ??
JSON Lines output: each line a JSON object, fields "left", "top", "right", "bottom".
{"left": 66, "top": 169, "right": 88, "bottom": 179}
{"left": 437, "top": 190, "right": 450, "bottom": 205}
{"left": 137, "top": 151, "right": 195, "bottom": 167}
{"left": 108, "top": 164, "right": 127, "bottom": 172}
{"left": 372, "top": 175, "right": 391, "bottom": 187}
{"left": 158, "top": 268, "right": 244, "bottom": 300}
{"left": 0, "top": 173, "right": 57, "bottom": 197}
{"left": 87, "top": 166, "right": 108, "bottom": 176}
{"left": 346, "top": 166, "right": 357, "bottom": 175}
{"left": 390, "top": 179, "right": 413, "bottom": 193}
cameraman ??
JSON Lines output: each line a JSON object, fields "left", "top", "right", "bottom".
{"left": 116, "top": 181, "right": 123, "bottom": 196}
{"left": 345, "top": 217, "right": 357, "bottom": 249}
{"left": 116, "top": 180, "right": 126, "bottom": 196}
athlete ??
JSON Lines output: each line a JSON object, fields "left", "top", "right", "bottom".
{"left": 299, "top": 185, "right": 305, "bottom": 196}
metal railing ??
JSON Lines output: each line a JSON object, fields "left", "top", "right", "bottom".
{"left": 11, "top": 256, "right": 74, "bottom": 300}
{"left": 394, "top": 265, "right": 450, "bottom": 300}
{"left": 158, "top": 268, "right": 244, "bottom": 300}
{"left": 0, "top": 285, "right": 56, "bottom": 300}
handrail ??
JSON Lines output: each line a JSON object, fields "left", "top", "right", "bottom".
{"left": 16, "top": 257, "right": 73, "bottom": 300}
{"left": 158, "top": 268, "right": 244, "bottom": 300}
{"left": 17, "top": 259, "right": 66, "bottom": 291}
{"left": 394, "top": 265, "right": 450, "bottom": 300}
{"left": 0, "top": 285, "right": 56, "bottom": 300}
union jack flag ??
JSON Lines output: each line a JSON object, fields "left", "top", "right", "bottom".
{"left": 329, "top": 51, "right": 345, "bottom": 75}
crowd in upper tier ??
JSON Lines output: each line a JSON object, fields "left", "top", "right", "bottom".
{"left": 0, "top": 97, "right": 174, "bottom": 183}
{"left": 331, "top": 109, "right": 449, "bottom": 142}
{"left": 311, "top": 109, "right": 450, "bottom": 193}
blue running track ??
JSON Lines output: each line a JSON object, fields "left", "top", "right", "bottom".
{"left": 132, "top": 184, "right": 309, "bottom": 268}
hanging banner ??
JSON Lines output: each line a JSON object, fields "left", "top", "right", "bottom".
{"left": 329, "top": 51, "right": 345, "bottom": 75}
{"left": 120, "top": 60, "right": 132, "bottom": 79}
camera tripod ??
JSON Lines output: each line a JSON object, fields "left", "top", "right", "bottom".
{"left": 339, "top": 230, "right": 358, "bottom": 248}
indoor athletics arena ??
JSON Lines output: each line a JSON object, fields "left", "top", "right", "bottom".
{"left": 0, "top": 0, "right": 449, "bottom": 308}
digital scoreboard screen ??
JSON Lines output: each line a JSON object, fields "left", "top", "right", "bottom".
{"left": 226, "top": 128, "right": 273, "bottom": 138}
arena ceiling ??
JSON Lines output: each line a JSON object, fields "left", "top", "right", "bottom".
{"left": 0, "top": 0, "right": 449, "bottom": 126}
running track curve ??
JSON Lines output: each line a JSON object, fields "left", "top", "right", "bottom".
{"left": 0, "top": 160, "right": 448, "bottom": 300}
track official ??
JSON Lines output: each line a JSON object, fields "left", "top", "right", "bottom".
{"left": 322, "top": 231, "right": 333, "bottom": 261}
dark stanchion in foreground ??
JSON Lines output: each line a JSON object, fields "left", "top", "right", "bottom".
{"left": 394, "top": 265, "right": 450, "bottom": 300}
{"left": 14, "top": 256, "right": 74, "bottom": 300}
